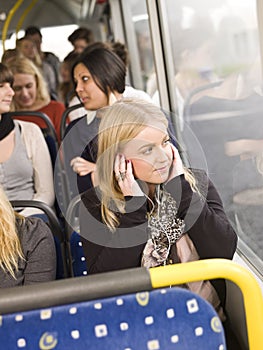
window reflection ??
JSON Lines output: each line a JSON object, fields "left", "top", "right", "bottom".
{"left": 124, "top": 0, "right": 155, "bottom": 92}
{"left": 164, "top": 0, "right": 263, "bottom": 260}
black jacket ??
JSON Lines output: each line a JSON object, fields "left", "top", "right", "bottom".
{"left": 80, "top": 169, "right": 237, "bottom": 304}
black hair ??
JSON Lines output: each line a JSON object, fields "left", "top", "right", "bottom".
{"left": 24, "top": 26, "right": 42, "bottom": 38}
{"left": 68, "top": 27, "right": 94, "bottom": 45}
{"left": 72, "top": 43, "right": 126, "bottom": 96}
{"left": 0, "top": 62, "right": 14, "bottom": 86}
{"left": 111, "top": 41, "right": 129, "bottom": 68}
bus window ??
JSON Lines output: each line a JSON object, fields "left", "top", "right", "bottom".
{"left": 121, "top": 0, "right": 156, "bottom": 95}
{"left": 163, "top": 0, "right": 263, "bottom": 266}
{"left": 0, "top": 25, "right": 77, "bottom": 62}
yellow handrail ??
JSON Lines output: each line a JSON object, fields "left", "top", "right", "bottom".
{"left": 15, "top": 0, "right": 39, "bottom": 38}
{"left": 149, "top": 258, "right": 263, "bottom": 350}
{"left": 2, "top": 0, "right": 24, "bottom": 52}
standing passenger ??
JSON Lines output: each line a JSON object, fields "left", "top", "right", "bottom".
{"left": 62, "top": 44, "right": 127, "bottom": 198}
{"left": 68, "top": 27, "right": 94, "bottom": 54}
{"left": 24, "top": 25, "right": 61, "bottom": 92}
{"left": 65, "top": 43, "right": 157, "bottom": 198}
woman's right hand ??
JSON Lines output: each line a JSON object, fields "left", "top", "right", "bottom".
{"left": 114, "top": 154, "right": 144, "bottom": 197}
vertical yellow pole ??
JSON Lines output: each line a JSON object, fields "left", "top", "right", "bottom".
{"left": 2, "top": 0, "right": 24, "bottom": 52}
{"left": 15, "top": 0, "right": 39, "bottom": 39}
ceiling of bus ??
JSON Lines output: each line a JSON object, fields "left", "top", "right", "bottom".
{"left": 0, "top": 0, "right": 107, "bottom": 38}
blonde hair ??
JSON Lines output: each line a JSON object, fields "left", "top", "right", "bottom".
{"left": 7, "top": 57, "right": 50, "bottom": 110}
{"left": 96, "top": 98, "right": 198, "bottom": 231}
{"left": 0, "top": 186, "right": 24, "bottom": 278}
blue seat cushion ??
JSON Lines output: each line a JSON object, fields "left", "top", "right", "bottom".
{"left": 0, "top": 287, "right": 226, "bottom": 350}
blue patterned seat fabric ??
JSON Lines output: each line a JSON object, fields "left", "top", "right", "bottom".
{"left": 0, "top": 287, "right": 226, "bottom": 350}
{"left": 70, "top": 231, "right": 87, "bottom": 277}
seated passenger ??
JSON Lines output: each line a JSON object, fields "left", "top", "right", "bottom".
{"left": 62, "top": 44, "right": 127, "bottom": 199}
{"left": 67, "top": 41, "right": 153, "bottom": 123}
{"left": 79, "top": 99, "right": 238, "bottom": 348}
{"left": 64, "top": 44, "right": 159, "bottom": 200}
{"left": 7, "top": 57, "right": 65, "bottom": 142}
{"left": 0, "top": 62, "right": 55, "bottom": 217}
{"left": 0, "top": 185, "right": 56, "bottom": 288}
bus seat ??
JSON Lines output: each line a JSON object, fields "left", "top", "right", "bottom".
{"left": 10, "top": 200, "right": 69, "bottom": 279}
{"left": 60, "top": 102, "right": 83, "bottom": 141}
{"left": 64, "top": 194, "right": 82, "bottom": 277}
{"left": 0, "top": 260, "right": 261, "bottom": 349}
{"left": 8, "top": 111, "right": 59, "bottom": 168}
{"left": 0, "top": 287, "right": 226, "bottom": 350}
{"left": 182, "top": 80, "right": 223, "bottom": 123}
{"left": 8, "top": 111, "right": 68, "bottom": 226}
{"left": 69, "top": 231, "right": 87, "bottom": 277}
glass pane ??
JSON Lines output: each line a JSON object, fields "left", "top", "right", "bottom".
{"left": 164, "top": 0, "right": 263, "bottom": 262}
{"left": 0, "top": 25, "right": 77, "bottom": 62}
{"left": 121, "top": 0, "right": 156, "bottom": 94}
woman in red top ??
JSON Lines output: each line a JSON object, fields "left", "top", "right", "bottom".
{"left": 7, "top": 57, "right": 65, "bottom": 142}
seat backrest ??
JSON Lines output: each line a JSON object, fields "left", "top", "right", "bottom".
{"left": 0, "top": 260, "right": 262, "bottom": 349}
{"left": 10, "top": 200, "right": 69, "bottom": 279}
{"left": 64, "top": 195, "right": 83, "bottom": 277}
{"left": 0, "top": 286, "right": 226, "bottom": 350}
{"left": 60, "top": 103, "right": 84, "bottom": 141}
{"left": 8, "top": 111, "right": 59, "bottom": 168}
{"left": 70, "top": 231, "right": 87, "bottom": 277}
{"left": 8, "top": 111, "right": 68, "bottom": 226}
{"left": 182, "top": 80, "right": 223, "bottom": 123}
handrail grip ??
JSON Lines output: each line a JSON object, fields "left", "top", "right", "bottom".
{"left": 16, "top": 0, "right": 39, "bottom": 35}
{"left": 2, "top": 0, "right": 24, "bottom": 52}
{"left": 8, "top": 110, "right": 58, "bottom": 147}
{"left": 150, "top": 258, "right": 263, "bottom": 350}
{"left": 11, "top": 200, "right": 63, "bottom": 242}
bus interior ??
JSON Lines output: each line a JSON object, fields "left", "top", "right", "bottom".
{"left": 1, "top": 1, "right": 263, "bottom": 349}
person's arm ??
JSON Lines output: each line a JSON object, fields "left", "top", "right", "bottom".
{"left": 75, "top": 133, "right": 99, "bottom": 191}
{"left": 80, "top": 191, "right": 148, "bottom": 274}
{"left": 28, "top": 123, "right": 55, "bottom": 205}
{"left": 20, "top": 121, "right": 55, "bottom": 216}
{"left": 70, "top": 157, "right": 96, "bottom": 176}
{"left": 21, "top": 217, "right": 57, "bottom": 284}
{"left": 165, "top": 170, "right": 237, "bottom": 260}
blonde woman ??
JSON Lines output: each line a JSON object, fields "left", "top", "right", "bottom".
{"left": 0, "top": 185, "right": 56, "bottom": 287}
{"left": 79, "top": 99, "right": 239, "bottom": 346}
{"left": 7, "top": 57, "right": 65, "bottom": 141}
